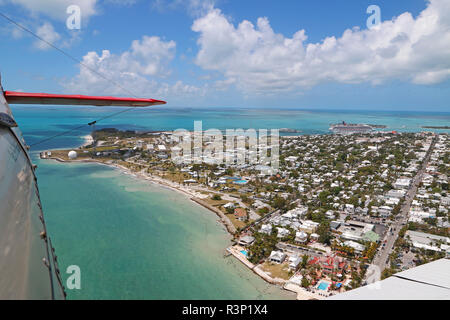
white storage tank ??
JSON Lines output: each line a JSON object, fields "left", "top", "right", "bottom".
{"left": 68, "top": 150, "right": 77, "bottom": 160}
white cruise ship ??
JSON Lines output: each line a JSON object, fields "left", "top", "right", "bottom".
{"left": 329, "top": 121, "right": 373, "bottom": 134}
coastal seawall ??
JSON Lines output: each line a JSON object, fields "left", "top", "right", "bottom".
{"left": 191, "top": 198, "right": 237, "bottom": 234}
{"left": 226, "top": 247, "right": 284, "bottom": 286}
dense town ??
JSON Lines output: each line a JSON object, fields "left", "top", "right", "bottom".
{"left": 42, "top": 129, "right": 449, "bottom": 299}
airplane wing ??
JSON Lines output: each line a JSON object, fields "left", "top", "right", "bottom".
{"left": 4, "top": 91, "right": 166, "bottom": 107}
{"left": 328, "top": 258, "right": 450, "bottom": 300}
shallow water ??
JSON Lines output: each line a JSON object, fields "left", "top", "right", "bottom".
{"left": 35, "top": 158, "right": 294, "bottom": 299}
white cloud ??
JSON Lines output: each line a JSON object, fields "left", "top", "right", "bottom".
{"left": 127, "top": 36, "right": 176, "bottom": 76}
{"left": 1, "top": 1, "right": 98, "bottom": 50}
{"left": 192, "top": 0, "right": 450, "bottom": 94}
{"left": 5, "top": 0, "right": 98, "bottom": 21}
{"left": 65, "top": 36, "right": 206, "bottom": 101}
{"left": 34, "top": 22, "right": 61, "bottom": 50}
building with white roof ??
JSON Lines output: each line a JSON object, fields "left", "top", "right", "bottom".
{"left": 406, "top": 231, "right": 450, "bottom": 253}
{"left": 343, "top": 240, "right": 365, "bottom": 253}
{"left": 393, "top": 178, "right": 412, "bottom": 189}
{"left": 295, "top": 231, "right": 308, "bottom": 243}
{"left": 277, "top": 227, "right": 290, "bottom": 239}
{"left": 288, "top": 255, "right": 302, "bottom": 270}
{"left": 238, "top": 235, "right": 255, "bottom": 247}
{"left": 269, "top": 251, "right": 287, "bottom": 264}
{"left": 260, "top": 224, "right": 272, "bottom": 235}
{"left": 299, "top": 220, "right": 319, "bottom": 233}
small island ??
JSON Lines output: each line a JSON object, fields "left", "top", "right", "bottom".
{"left": 422, "top": 126, "right": 450, "bottom": 129}
{"left": 279, "top": 128, "right": 302, "bottom": 133}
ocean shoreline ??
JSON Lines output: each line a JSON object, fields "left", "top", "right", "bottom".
{"left": 39, "top": 139, "right": 312, "bottom": 300}
{"left": 42, "top": 135, "right": 237, "bottom": 234}
{"left": 41, "top": 158, "right": 242, "bottom": 234}
{"left": 41, "top": 154, "right": 315, "bottom": 299}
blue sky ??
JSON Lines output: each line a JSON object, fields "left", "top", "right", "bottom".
{"left": 0, "top": 0, "right": 449, "bottom": 111}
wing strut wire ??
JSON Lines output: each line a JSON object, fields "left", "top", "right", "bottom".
{"left": 0, "top": 11, "right": 163, "bottom": 149}
{"left": 0, "top": 12, "right": 138, "bottom": 98}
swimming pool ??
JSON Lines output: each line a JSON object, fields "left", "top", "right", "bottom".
{"left": 317, "top": 281, "right": 330, "bottom": 291}
{"left": 240, "top": 250, "right": 248, "bottom": 257}
{"left": 234, "top": 180, "right": 248, "bottom": 185}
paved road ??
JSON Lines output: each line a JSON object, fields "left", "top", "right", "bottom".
{"left": 366, "top": 137, "right": 436, "bottom": 281}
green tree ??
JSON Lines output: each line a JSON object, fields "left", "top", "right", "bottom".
{"left": 272, "top": 197, "right": 287, "bottom": 210}
{"left": 317, "top": 221, "right": 332, "bottom": 245}
{"left": 301, "top": 255, "right": 309, "bottom": 269}
{"left": 301, "top": 277, "right": 310, "bottom": 288}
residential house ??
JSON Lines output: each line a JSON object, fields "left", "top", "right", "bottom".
{"left": 295, "top": 231, "right": 308, "bottom": 244}
{"left": 269, "top": 251, "right": 287, "bottom": 264}
{"left": 260, "top": 224, "right": 273, "bottom": 235}
{"left": 238, "top": 235, "right": 255, "bottom": 247}
{"left": 288, "top": 255, "right": 302, "bottom": 271}
{"left": 234, "top": 208, "right": 248, "bottom": 222}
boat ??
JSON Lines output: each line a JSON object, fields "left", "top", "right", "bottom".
{"left": 329, "top": 121, "right": 373, "bottom": 134}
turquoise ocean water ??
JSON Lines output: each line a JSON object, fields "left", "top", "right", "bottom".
{"left": 11, "top": 106, "right": 449, "bottom": 299}
{"left": 14, "top": 106, "right": 450, "bottom": 152}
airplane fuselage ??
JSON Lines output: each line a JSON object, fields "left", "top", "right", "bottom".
{"left": 0, "top": 81, "right": 65, "bottom": 299}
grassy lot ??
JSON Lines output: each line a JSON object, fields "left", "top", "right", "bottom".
{"left": 49, "top": 150, "right": 91, "bottom": 160}
{"left": 84, "top": 146, "right": 119, "bottom": 152}
{"left": 225, "top": 214, "right": 247, "bottom": 230}
{"left": 203, "top": 198, "right": 229, "bottom": 207}
{"left": 165, "top": 172, "right": 189, "bottom": 183}
{"left": 261, "top": 262, "right": 292, "bottom": 280}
